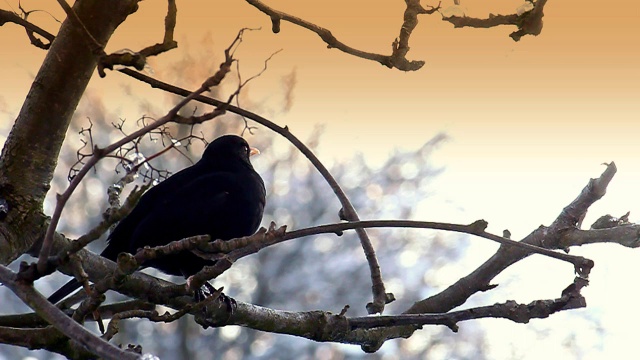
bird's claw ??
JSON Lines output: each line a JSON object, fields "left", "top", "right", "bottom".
{"left": 195, "top": 283, "right": 236, "bottom": 315}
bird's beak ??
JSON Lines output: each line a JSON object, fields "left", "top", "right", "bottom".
{"left": 249, "top": 147, "right": 260, "bottom": 156}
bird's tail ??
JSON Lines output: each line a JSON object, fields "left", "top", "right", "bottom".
{"left": 48, "top": 244, "right": 120, "bottom": 304}
{"left": 47, "top": 278, "right": 81, "bottom": 304}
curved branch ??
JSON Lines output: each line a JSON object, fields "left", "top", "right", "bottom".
{"left": 286, "top": 220, "right": 589, "bottom": 266}
{"left": 119, "top": 68, "right": 388, "bottom": 314}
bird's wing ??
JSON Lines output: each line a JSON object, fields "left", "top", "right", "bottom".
{"left": 103, "top": 163, "right": 206, "bottom": 259}
{"left": 104, "top": 165, "right": 264, "bottom": 278}
{"left": 127, "top": 172, "right": 241, "bottom": 250}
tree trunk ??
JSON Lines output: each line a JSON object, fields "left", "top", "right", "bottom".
{"left": 0, "top": 0, "right": 139, "bottom": 264}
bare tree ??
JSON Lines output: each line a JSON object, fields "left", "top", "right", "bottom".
{"left": 0, "top": 1, "right": 637, "bottom": 359}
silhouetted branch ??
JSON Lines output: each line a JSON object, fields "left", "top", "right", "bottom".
{"left": 442, "top": 0, "right": 547, "bottom": 41}
{"left": 138, "top": 0, "right": 177, "bottom": 57}
{"left": 17, "top": 0, "right": 177, "bottom": 76}
{"left": 356, "top": 162, "right": 615, "bottom": 352}
{"left": 193, "top": 276, "right": 587, "bottom": 349}
{"left": 0, "top": 9, "right": 55, "bottom": 49}
{"left": 245, "top": 0, "right": 439, "bottom": 71}
{"left": 99, "top": 0, "right": 179, "bottom": 77}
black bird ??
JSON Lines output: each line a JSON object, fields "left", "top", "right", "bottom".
{"left": 48, "top": 135, "right": 266, "bottom": 304}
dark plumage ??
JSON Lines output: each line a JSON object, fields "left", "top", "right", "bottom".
{"left": 48, "top": 135, "right": 266, "bottom": 304}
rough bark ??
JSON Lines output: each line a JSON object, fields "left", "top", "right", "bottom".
{"left": 0, "top": 0, "right": 139, "bottom": 264}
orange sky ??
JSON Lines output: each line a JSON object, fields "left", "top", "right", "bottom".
{"left": 2, "top": 1, "right": 637, "bottom": 145}
{"left": 1, "top": 1, "right": 640, "bottom": 358}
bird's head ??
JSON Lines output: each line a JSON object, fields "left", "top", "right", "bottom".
{"left": 200, "top": 134, "right": 260, "bottom": 169}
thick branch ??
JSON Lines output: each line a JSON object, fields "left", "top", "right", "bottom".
{"left": 193, "top": 277, "right": 587, "bottom": 349}
{"left": 561, "top": 226, "right": 640, "bottom": 248}
{"left": 0, "top": 326, "right": 78, "bottom": 356}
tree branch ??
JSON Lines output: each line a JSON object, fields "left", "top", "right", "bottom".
{"left": 0, "top": 265, "right": 138, "bottom": 360}
{"left": 185, "top": 219, "right": 590, "bottom": 272}
{"left": 0, "top": 326, "right": 78, "bottom": 356}
{"left": 442, "top": 0, "right": 547, "bottom": 41}
{"left": 35, "top": 44, "right": 237, "bottom": 276}
{"left": 561, "top": 226, "right": 640, "bottom": 248}
{"left": 349, "top": 277, "right": 588, "bottom": 331}
{"left": 192, "top": 276, "right": 587, "bottom": 349}
{"left": 0, "top": 9, "right": 55, "bottom": 49}
{"left": 55, "top": 0, "right": 104, "bottom": 54}
{"left": 0, "top": 299, "right": 156, "bottom": 329}
{"left": 245, "top": 0, "right": 435, "bottom": 71}
{"left": 99, "top": 0, "right": 179, "bottom": 77}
